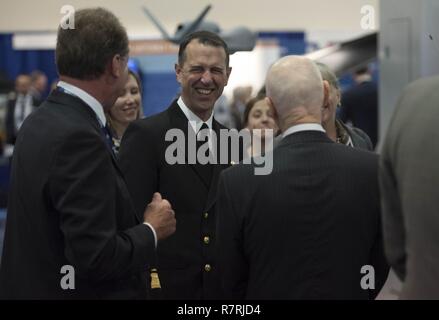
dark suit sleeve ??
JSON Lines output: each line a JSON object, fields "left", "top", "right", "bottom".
{"left": 379, "top": 146, "right": 407, "bottom": 281}
{"left": 32, "top": 96, "right": 43, "bottom": 107}
{"left": 119, "top": 121, "right": 158, "bottom": 218}
{"left": 368, "top": 217, "right": 390, "bottom": 299}
{"left": 217, "top": 170, "right": 248, "bottom": 299}
{"left": 352, "top": 127, "right": 374, "bottom": 151}
{"left": 49, "top": 129, "right": 155, "bottom": 282}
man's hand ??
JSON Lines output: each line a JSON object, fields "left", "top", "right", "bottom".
{"left": 143, "top": 192, "right": 176, "bottom": 241}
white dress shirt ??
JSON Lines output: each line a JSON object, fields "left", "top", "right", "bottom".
{"left": 282, "top": 123, "right": 326, "bottom": 139}
{"left": 58, "top": 81, "right": 107, "bottom": 126}
{"left": 177, "top": 96, "right": 214, "bottom": 132}
{"left": 177, "top": 96, "right": 214, "bottom": 151}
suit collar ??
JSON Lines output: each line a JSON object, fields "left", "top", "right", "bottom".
{"left": 168, "top": 99, "right": 220, "bottom": 133}
{"left": 47, "top": 90, "right": 123, "bottom": 175}
{"left": 47, "top": 89, "right": 100, "bottom": 126}
{"left": 176, "top": 96, "right": 214, "bottom": 132}
{"left": 336, "top": 119, "right": 354, "bottom": 147}
{"left": 282, "top": 123, "right": 325, "bottom": 138}
{"left": 339, "top": 121, "right": 371, "bottom": 150}
{"left": 168, "top": 100, "right": 190, "bottom": 132}
{"left": 57, "top": 81, "right": 106, "bottom": 126}
{"left": 47, "top": 90, "right": 140, "bottom": 224}
{"left": 278, "top": 130, "right": 333, "bottom": 148}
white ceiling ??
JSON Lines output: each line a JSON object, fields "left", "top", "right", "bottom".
{"left": 0, "top": 0, "right": 380, "bottom": 37}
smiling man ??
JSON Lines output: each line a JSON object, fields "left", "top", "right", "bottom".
{"left": 175, "top": 35, "right": 230, "bottom": 121}
{"left": 119, "top": 31, "right": 233, "bottom": 299}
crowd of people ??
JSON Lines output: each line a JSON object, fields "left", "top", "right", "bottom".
{"left": 0, "top": 7, "right": 434, "bottom": 300}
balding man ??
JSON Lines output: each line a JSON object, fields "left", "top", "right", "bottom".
{"left": 5, "top": 74, "right": 39, "bottom": 145}
{"left": 217, "top": 56, "right": 388, "bottom": 299}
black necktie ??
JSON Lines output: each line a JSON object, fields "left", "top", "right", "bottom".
{"left": 196, "top": 123, "right": 213, "bottom": 187}
{"left": 197, "top": 123, "right": 210, "bottom": 156}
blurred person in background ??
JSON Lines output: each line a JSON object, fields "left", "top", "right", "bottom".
{"left": 5, "top": 74, "right": 39, "bottom": 145}
{"left": 29, "top": 70, "right": 48, "bottom": 104}
{"left": 242, "top": 94, "right": 279, "bottom": 158}
{"left": 339, "top": 65, "right": 378, "bottom": 148}
{"left": 50, "top": 78, "right": 59, "bottom": 92}
{"left": 107, "top": 70, "right": 143, "bottom": 153}
{"left": 0, "top": 70, "right": 13, "bottom": 94}
{"left": 317, "top": 63, "right": 373, "bottom": 151}
{"left": 380, "top": 75, "right": 439, "bottom": 299}
{"left": 229, "top": 85, "right": 252, "bottom": 130}
{"left": 212, "top": 94, "right": 231, "bottom": 128}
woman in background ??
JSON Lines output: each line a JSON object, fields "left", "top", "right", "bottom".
{"left": 317, "top": 62, "right": 373, "bottom": 151}
{"left": 107, "top": 70, "right": 143, "bottom": 152}
{"left": 242, "top": 95, "right": 279, "bottom": 158}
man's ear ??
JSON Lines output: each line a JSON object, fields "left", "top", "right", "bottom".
{"left": 110, "top": 54, "right": 124, "bottom": 78}
{"left": 175, "top": 63, "right": 182, "bottom": 84}
{"left": 322, "top": 80, "right": 330, "bottom": 110}
{"left": 265, "top": 96, "right": 274, "bottom": 110}
{"left": 265, "top": 96, "right": 279, "bottom": 121}
{"left": 266, "top": 96, "right": 284, "bottom": 132}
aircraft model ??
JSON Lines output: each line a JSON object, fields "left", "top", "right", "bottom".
{"left": 142, "top": 4, "right": 257, "bottom": 54}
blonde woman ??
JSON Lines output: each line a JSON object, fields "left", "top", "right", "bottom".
{"left": 107, "top": 70, "right": 143, "bottom": 152}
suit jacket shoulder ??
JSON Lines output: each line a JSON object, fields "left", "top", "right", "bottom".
{"left": 340, "top": 121, "right": 374, "bottom": 151}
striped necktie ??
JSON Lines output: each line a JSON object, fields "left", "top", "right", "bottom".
{"left": 101, "top": 124, "right": 117, "bottom": 156}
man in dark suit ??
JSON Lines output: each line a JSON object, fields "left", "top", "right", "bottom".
{"left": 29, "top": 70, "right": 48, "bottom": 103}
{"left": 119, "top": 31, "right": 233, "bottom": 299}
{"left": 5, "top": 74, "right": 41, "bottom": 145}
{"left": 217, "top": 56, "right": 388, "bottom": 299}
{"left": 380, "top": 75, "right": 439, "bottom": 299}
{"left": 339, "top": 66, "right": 378, "bottom": 148}
{"left": 0, "top": 8, "right": 176, "bottom": 299}
{"left": 316, "top": 62, "right": 373, "bottom": 151}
